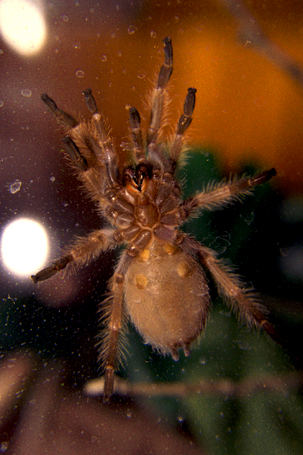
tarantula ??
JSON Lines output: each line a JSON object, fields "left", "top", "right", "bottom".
{"left": 32, "top": 37, "right": 276, "bottom": 401}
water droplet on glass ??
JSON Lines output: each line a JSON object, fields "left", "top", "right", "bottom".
{"left": 128, "top": 25, "right": 137, "bottom": 35}
{"left": 0, "top": 100, "right": 4, "bottom": 108}
{"left": 126, "top": 410, "right": 132, "bottom": 418}
{"left": 62, "top": 15, "right": 69, "bottom": 22}
{"left": 177, "top": 416, "right": 184, "bottom": 423}
{"left": 199, "top": 358, "right": 207, "bottom": 365}
{"left": 50, "top": 176, "right": 56, "bottom": 183}
{"left": 21, "top": 89, "right": 32, "bottom": 98}
{"left": 75, "top": 69, "right": 85, "bottom": 78}
{"left": 137, "top": 73, "right": 146, "bottom": 79}
{"left": 150, "top": 30, "right": 157, "bottom": 39}
{"left": 9, "top": 179, "right": 22, "bottom": 194}
{"left": 74, "top": 43, "right": 80, "bottom": 50}
{"left": 100, "top": 54, "right": 107, "bottom": 62}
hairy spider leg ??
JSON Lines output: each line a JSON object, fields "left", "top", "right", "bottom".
{"left": 31, "top": 229, "right": 117, "bottom": 283}
{"left": 100, "top": 251, "right": 133, "bottom": 402}
{"left": 41, "top": 93, "right": 92, "bottom": 176}
{"left": 170, "top": 87, "right": 197, "bottom": 168}
{"left": 82, "top": 88, "right": 119, "bottom": 186}
{"left": 62, "top": 136, "right": 89, "bottom": 170}
{"left": 42, "top": 90, "right": 121, "bottom": 205}
{"left": 147, "top": 37, "right": 173, "bottom": 165}
{"left": 179, "top": 235, "right": 276, "bottom": 340}
{"left": 181, "top": 168, "right": 277, "bottom": 216}
{"left": 41, "top": 92, "right": 98, "bottom": 179}
{"left": 41, "top": 93, "right": 78, "bottom": 128}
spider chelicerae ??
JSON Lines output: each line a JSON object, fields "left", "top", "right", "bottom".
{"left": 32, "top": 37, "right": 276, "bottom": 401}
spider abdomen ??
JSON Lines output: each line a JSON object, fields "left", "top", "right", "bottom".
{"left": 124, "top": 239, "right": 210, "bottom": 359}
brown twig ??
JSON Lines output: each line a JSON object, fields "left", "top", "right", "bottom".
{"left": 219, "top": 0, "right": 303, "bottom": 87}
{"left": 84, "top": 371, "right": 303, "bottom": 398}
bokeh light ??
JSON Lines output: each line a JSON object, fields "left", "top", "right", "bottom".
{"left": 1, "top": 218, "right": 49, "bottom": 277}
{"left": 0, "top": 0, "right": 46, "bottom": 56}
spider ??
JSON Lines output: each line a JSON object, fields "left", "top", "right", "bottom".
{"left": 32, "top": 37, "right": 276, "bottom": 402}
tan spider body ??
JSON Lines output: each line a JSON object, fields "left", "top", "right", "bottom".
{"left": 125, "top": 239, "right": 209, "bottom": 360}
{"left": 32, "top": 37, "right": 276, "bottom": 401}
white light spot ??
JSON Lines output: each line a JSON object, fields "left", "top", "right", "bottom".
{"left": 0, "top": 0, "right": 46, "bottom": 56}
{"left": 1, "top": 218, "right": 49, "bottom": 277}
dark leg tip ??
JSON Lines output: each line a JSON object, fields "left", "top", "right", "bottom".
{"left": 163, "top": 36, "right": 173, "bottom": 63}
{"left": 129, "top": 107, "right": 141, "bottom": 127}
{"left": 82, "top": 88, "right": 98, "bottom": 114}
{"left": 268, "top": 168, "right": 277, "bottom": 178}
{"left": 41, "top": 92, "right": 50, "bottom": 102}
{"left": 41, "top": 93, "right": 57, "bottom": 111}
{"left": 260, "top": 168, "right": 277, "bottom": 183}
{"left": 163, "top": 36, "right": 172, "bottom": 46}
{"left": 82, "top": 88, "right": 92, "bottom": 97}
{"left": 250, "top": 167, "right": 277, "bottom": 187}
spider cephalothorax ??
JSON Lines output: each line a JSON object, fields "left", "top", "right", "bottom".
{"left": 32, "top": 37, "right": 276, "bottom": 401}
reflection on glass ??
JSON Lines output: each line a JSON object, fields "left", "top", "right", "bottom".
{"left": 1, "top": 217, "right": 49, "bottom": 276}
{"left": 0, "top": 0, "right": 46, "bottom": 56}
